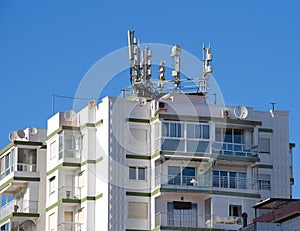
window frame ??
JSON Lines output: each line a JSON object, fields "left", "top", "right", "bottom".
{"left": 128, "top": 166, "right": 147, "bottom": 181}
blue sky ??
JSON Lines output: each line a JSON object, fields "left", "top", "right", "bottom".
{"left": 0, "top": 0, "right": 299, "bottom": 196}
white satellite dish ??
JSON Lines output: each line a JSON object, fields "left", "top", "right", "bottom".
{"left": 17, "top": 129, "right": 26, "bottom": 138}
{"left": 138, "top": 97, "right": 147, "bottom": 106}
{"left": 21, "top": 220, "right": 35, "bottom": 231}
{"left": 29, "top": 127, "right": 38, "bottom": 135}
{"left": 64, "top": 110, "right": 77, "bottom": 122}
{"left": 9, "top": 131, "right": 18, "bottom": 141}
{"left": 234, "top": 105, "right": 248, "bottom": 119}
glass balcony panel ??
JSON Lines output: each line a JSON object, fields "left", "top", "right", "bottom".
{"left": 161, "top": 139, "right": 185, "bottom": 152}
{"left": 58, "top": 186, "right": 81, "bottom": 200}
{"left": 57, "top": 222, "right": 83, "bottom": 231}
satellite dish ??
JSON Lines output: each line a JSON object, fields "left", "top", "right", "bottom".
{"left": 64, "top": 110, "right": 77, "bottom": 122}
{"left": 17, "top": 129, "right": 26, "bottom": 138}
{"left": 9, "top": 131, "right": 18, "bottom": 141}
{"left": 29, "top": 127, "right": 38, "bottom": 135}
{"left": 234, "top": 105, "right": 248, "bottom": 119}
{"left": 21, "top": 220, "right": 35, "bottom": 231}
{"left": 138, "top": 97, "right": 147, "bottom": 106}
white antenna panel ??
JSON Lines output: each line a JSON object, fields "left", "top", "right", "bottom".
{"left": 171, "top": 45, "right": 182, "bottom": 57}
{"left": 64, "top": 110, "right": 77, "bottom": 122}
{"left": 17, "top": 129, "right": 26, "bottom": 138}
{"left": 234, "top": 105, "right": 248, "bottom": 119}
{"left": 9, "top": 131, "right": 18, "bottom": 141}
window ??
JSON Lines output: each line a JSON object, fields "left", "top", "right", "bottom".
{"left": 0, "top": 223, "right": 9, "bottom": 231}
{"left": 162, "top": 122, "right": 183, "bottom": 138}
{"left": 64, "top": 211, "right": 73, "bottom": 223}
{"left": 17, "top": 148, "right": 37, "bottom": 172}
{"left": 129, "top": 167, "right": 146, "bottom": 180}
{"left": 258, "top": 174, "right": 271, "bottom": 190}
{"left": 59, "top": 133, "right": 81, "bottom": 159}
{"left": 259, "top": 138, "right": 270, "bottom": 153}
{"left": 129, "top": 128, "right": 147, "bottom": 144}
{"left": 48, "top": 213, "right": 55, "bottom": 231}
{"left": 78, "top": 208, "right": 84, "bottom": 225}
{"left": 50, "top": 141, "right": 56, "bottom": 159}
{"left": 215, "top": 128, "right": 244, "bottom": 144}
{"left": 161, "top": 121, "right": 210, "bottom": 153}
{"left": 168, "top": 166, "right": 196, "bottom": 186}
{"left": 128, "top": 202, "right": 148, "bottom": 219}
{"left": 78, "top": 171, "right": 85, "bottom": 188}
{"left": 49, "top": 176, "right": 56, "bottom": 195}
{"left": 167, "top": 202, "right": 198, "bottom": 227}
{"left": 213, "top": 171, "right": 246, "bottom": 189}
{"left": 229, "top": 205, "right": 242, "bottom": 217}
{"left": 187, "top": 124, "right": 210, "bottom": 139}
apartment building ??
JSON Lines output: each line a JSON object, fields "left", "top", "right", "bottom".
{"left": 0, "top": 128, "right": 46, "bottom": 231}
{"left": 43, "top": 92, "right": 294, "bottom": 231}
{"left": 0, "top": 31, "right": 295, "bottom": 231}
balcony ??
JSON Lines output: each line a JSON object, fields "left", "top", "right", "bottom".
{"left": 58, "top": 186, "right": 81, "bottom": 200}
{"left": 155, "top": 175, "right": 258, "bottom": 192}
{"left": 160, "top": 139, "right": 259, "bottom": 162}
{"left": 155, "top": 212, "right": 245, "bottom": 229}
{"left": 0, "top": 199, "right": 38, "bottom": 221}
{"left": 57, "top": 222, "right": 83, "bottom": 231}
{"left": 212, "top": 142, "right": 258, "bottom": 158}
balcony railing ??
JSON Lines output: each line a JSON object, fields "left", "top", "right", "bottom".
{"left": 155, "top": 212, "right": 246, "bottom": 228}
{"left": 212, "top": 142, "right": 258, "bottom": 157}
{"left": 0, "top": 199, "right": 38, "bottom": 220}
{"left": 57, "top": 222, "right": 83, "bottom": 231}
{"left": 17, "top": 163, "right": 37, "bottom": 172}
{"left": 155, "top": 175, "right": 258, "bottom": 191}
{"left": 58, "top": 186, "right": 81, "bottom": 200}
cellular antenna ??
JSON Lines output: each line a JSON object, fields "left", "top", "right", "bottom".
{"left": 171, "top": 45, "right": 182, "bottom": 92}
{"left": 199, "top": 43, "right": 213, "bottom": 95}
{"left": 127, "top": 30, "right": 153, "bottom": 98}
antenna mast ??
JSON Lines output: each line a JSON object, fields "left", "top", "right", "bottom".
{"left": 199, "top": 43, "right": 213, "bottom": 95}
{"left": 171, "top": 45, "right": 182, "bottom": 92}
{"left": 127, "top": 30, "right": 153, "bottom": 96}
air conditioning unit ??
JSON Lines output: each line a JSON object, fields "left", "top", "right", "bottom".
{"left": 158, "top": 102, "right": 165, "bottom": 108}
{"left": 222, "top": 109, "right": 230, "bottom": 118}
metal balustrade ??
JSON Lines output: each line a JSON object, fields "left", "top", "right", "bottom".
{"left": 155, "top": 175, "right": 258, "bottom": 191}
{"left": 155, "top": 212, "right": 245, "bottom": 228}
